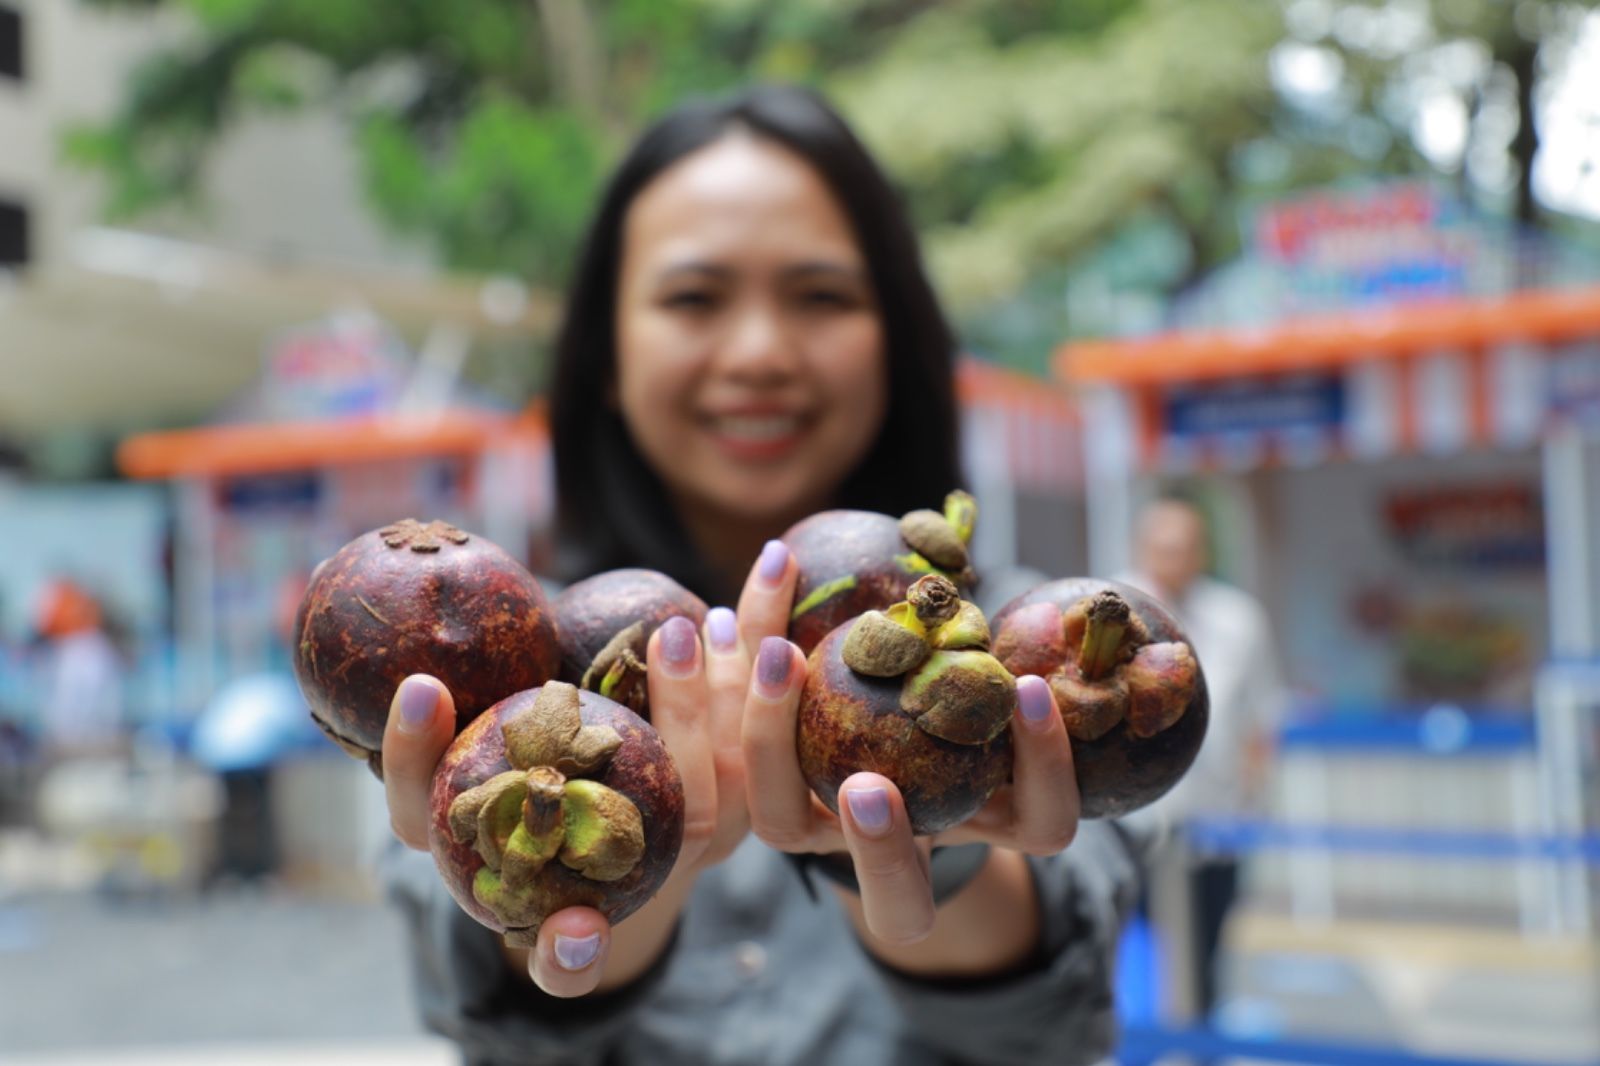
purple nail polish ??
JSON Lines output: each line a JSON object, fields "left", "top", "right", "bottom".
{"left": 757, "top": 540, "right": 789, "bottom": 585}
{"left": 846, "top": 787, "right": 892, "bottom": 835}
{"left": 755, "top": 637, "right": 792, "bottom": 694}
{"left": 1018, "top": 675, "right": 1053, "bottom": 724}
{"left": 397, "top": 677, "right": 437, "bottom": 734}
{"left": 706, "top": 607, "right": 737, "bottom": 653}
{"left": 660, "top": 615, "right": 698, "bottom": 668}
{"left": 553, "top": 933, "right": 601, "bottom": 970}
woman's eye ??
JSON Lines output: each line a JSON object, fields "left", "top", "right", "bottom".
{"left": 798, "top": 289, "right": 856, "bottom": 310}
{"left": 662, "top": 290, "right": 717, "bottom": 310}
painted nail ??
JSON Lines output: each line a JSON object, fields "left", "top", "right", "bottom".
{"left": 1017, "top": 675, "right": 1054, "bottom": 726}
{"left": 846, "top": 787, "right": 892, "bottom": 837}
{"left": 705, "top": 607, "right": 737, "bottom": 653}
{"left": 757, "top": 540, "right": 790, "bottom": 586}
{"left": 553, "top": 933, "right": 601, "bottom": 971}
{"left": 754, "top": 637, "right": 792, "bottom": 697}
{"left": 397, "top": 677, "right": 438, "bottom": 735}
{"left": 659, "top": 615, "right": 698, "bottom": 673}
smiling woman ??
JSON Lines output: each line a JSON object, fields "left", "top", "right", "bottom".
{"left": 548, "top": 86, "right": 962, "bottom": 605}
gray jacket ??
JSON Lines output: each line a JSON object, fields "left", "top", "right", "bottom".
{"left": 383, "top": 821, "right": 1142, "bottom": 1066}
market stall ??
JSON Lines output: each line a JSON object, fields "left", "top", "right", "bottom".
{"left": 1059, "top": 284, "right": 1600, "bottom": 1056}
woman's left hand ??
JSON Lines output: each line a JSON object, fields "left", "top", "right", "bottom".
{"left": 740, "top": 592, "right": 1081, "bottom": 947}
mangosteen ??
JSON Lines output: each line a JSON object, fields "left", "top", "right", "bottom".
{"left": 552, "top": 569, "right": 708, "bottom": 720}
{"left": 784, "top": 490, "right": 980, "bottom": 655}
{"left": 293, "top": 519, "right": 561, "bottom": 778}
{"left": 797, "top": 574, "right": 1015, "bottom": 835}
{"left": 990, "top": 578, "right": 1208, "bottom": 819}
{"left": 428, "top": 681, "right": 684, "bottom": 944}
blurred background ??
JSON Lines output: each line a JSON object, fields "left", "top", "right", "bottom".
{"left": 2, "top": 0, "right": 1599, "bottom": 1063}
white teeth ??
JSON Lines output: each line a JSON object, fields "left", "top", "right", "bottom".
{"left": 711, "top": 415, "right": 802, "bottom": 441}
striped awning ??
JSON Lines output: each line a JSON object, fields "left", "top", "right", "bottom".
{"left": 1056, "top": 286, "right": 1600, "bottom": 473}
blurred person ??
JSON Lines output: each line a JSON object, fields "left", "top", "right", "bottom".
{"left": 373, "top": 84, "right": 1142, "bottom": 1065}
{"left": 29, "top": 578, "right": 127, "bottom": 761}
{"left": 1117, "top": 494, "right": 1286, "bottom": 1023}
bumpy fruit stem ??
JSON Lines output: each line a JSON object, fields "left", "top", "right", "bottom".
{"left": 943, "top": 490, "right": 977, "bottom": 545}
{"left": 1077, "top": 591, "right": 1133, "bottom": 681}
{"left": 908, "top": 574, "right": 961, "bottom": 627}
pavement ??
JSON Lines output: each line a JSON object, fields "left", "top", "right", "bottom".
{"left": 0, "top": 882, "right": 456, "bottom": 1065}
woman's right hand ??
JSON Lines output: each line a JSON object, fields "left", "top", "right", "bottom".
{"left": 377, "top": 586, "right": 768, "bottom": 998}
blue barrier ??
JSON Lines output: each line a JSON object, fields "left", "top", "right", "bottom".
{"left": 1186, "top": 819, "right": 1600, "bottom": 865}
{"left": 1279, "top": 708, "right": 1536, "bottom": 753}
{"left": 1119, "top": 1025, "right": 1600, "bottom": 1066}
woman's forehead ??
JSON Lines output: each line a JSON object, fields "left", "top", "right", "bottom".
{"left": 623, "top": 136, "right": 862, "bottom": 270}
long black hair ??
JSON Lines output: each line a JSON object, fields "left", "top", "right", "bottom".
{"left": 549, "top": 84, "right": 964, "bottom": 601}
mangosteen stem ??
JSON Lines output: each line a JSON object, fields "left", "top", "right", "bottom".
{"left": 943, "top": 490, "right": 977, "bottom": 545}
{"left": 1078, "top": 591, "right": 1134, "bottom": 681}
{"left": 524, "top": 767, "right": 567, "bottom": 836}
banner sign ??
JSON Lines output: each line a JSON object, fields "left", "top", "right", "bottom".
{"left": 1164, "top": 373, "right": 1345, "bottom": 440}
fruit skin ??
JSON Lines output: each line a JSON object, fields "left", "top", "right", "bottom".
{"left": 797, "top": 620, "right": 1013, "bottom": 836}
{"left": 428, "top": 686, "right": 684, "bottom": 943}
{"left": 292, "top": 519, "right": 561, "bottom": 778}
{"left": 552, "top": 569, "right": 708, "bottom": 719}
{"left": 784, "top": 508, "right": 973, "bottom": 656}
{"left": 990, "top": 578, "right": 1209, "bottom": 819}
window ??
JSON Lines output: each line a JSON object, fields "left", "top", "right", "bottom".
{"left": 0, "top": 200, "right": 28, "bottom": 268}
{"left": 0, "top": 6, "right": 20, "bottom": 81}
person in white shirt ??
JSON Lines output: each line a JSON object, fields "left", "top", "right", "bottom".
{"left": 1117, "top": 494, "right": 1287, "bottom": 1021}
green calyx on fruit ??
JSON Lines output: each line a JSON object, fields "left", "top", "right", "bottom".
{"left": 895, "top": 490, "right": 978, "bottom": 583}
{"left": 581, "top": 622, "right": 648, "bottom": 715}
{"left": 1052, "top": 591, "right": 1198, "bottom": 742}
{"left": 791, "top": 574, "right": 860, "bottom": 621}
{"left": 446, "top": 682, "right": 646, "bottom": 931}
{"left": 840, "top": 574, "right": 1014, "bottom": 745}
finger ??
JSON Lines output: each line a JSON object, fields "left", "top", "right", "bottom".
{"left": 838, "top": 773, "right": 935, "bottom": 946}
{"left": 647, "top": 617, "right": 717, "bottom": 862}
{"left": 702, "top": 606, "right": 750, "bottom": 848}
{"left": 1006, "top": 675, "right": 1080, "bottom": 855}
{"left": 383, "top": 674, "right": 456, "bottom": 850}
{"left": 741, "top": 636, "right": 830, "bottom": 852}
{"left": 529, "top": 907, "right": 611, "bottom": 997}
{"left": 736, "top": 539, "right": 797, "bottom": 653}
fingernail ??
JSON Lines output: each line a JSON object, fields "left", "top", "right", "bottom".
{"left": 659, "top": 615, "right": 698, "bottom": 674}
{"left": 705, "top": 607, "right": 737, "bottom": 653}
{"left": 1017, "top": 675, "right": 1054, "bottom": 727}
{"left": 757, "top": 540, "right": 790, "bottom": 586}
{"left": 397, "top": 677, "right": 438, "bottom": 735}
{"left": 754, "top": 637, "right": 792, "bottom": 697}
{"left": 553, "top": 933, "right": 601, "bottom": 971}
{"left": 846, "top": 787, "right": 892, "bottom": 837}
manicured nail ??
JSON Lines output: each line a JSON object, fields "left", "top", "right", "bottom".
{"left": 397, "top": 677, "right": 438, "bottom": 735}
{"left": 846, "top": 787, "right": 892, "bottom": 837}
{"left": 757, "top": 540, "right": 790, "bottom": 586}
{"left": 553, "top": 933, "right": 601, "bottom": 971}
{"left": 659, "top": 615, "right": 698, "bottom": 674}
{"left": 1017, "top": 675, "right": 1054, "bottom": 727}
{"left": 705, "top": 607, "right": 737, "bottom": 653}
{"left": 754, "top": 637, "right": 792, "bottom": 697}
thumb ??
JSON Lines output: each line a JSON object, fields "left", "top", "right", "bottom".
{"left": 383, "top": 674, "right": 457, "bottom": 849}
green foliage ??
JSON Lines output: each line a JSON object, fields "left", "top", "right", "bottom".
{"left": 65, "top": 0, "right": 1598, "bottom": 370}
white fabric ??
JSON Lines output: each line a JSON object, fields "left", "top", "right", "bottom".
{"left": 1114, "top": 573, "right": 1286, "bottom": 821}
{"left": 37, "top": 630, "right": 125, "bottom": 749}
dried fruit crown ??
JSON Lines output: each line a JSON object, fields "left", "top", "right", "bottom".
{"left": 580, "top": 622, "right": 649, "bottom": 715}
{"left": 840, "top": 574, "right": 1014, "bottom": 746}
{"left": 379, "top": 518, "right": 470, "bottom": 553}
{"left": 897, "top": 490, "right": 978, "bottom": 580}
{"left": 445, "top": 683, "right": 646, "bottom": 939}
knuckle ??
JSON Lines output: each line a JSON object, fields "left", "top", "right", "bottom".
{"left": 751, "top": 821, "right": 812, "bottom": 852}
{"left": 1017, "top": 824, "right": 1077, "bottom": 856}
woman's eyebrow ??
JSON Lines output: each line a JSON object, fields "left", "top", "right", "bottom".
{"left": 657, "top": 260, "right": 733, "bottom": 282}
{"left": 782, "top": 261, "right": 868, "bottom": 282}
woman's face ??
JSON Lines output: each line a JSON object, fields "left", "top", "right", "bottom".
{"left": 614, "top": 133, "right": 888, "bottom": 530}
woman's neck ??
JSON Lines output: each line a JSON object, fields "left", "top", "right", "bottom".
{"left": 675, "top": 501, "right": 802, "bottom": 605}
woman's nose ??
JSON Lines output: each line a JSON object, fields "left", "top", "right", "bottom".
{"left": 716, "top": 303, "right": 801, "bottom": 378}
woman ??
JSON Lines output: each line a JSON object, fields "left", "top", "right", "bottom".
{"left": 379, "top": 85, "right": 1140, "bottom": 1065}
